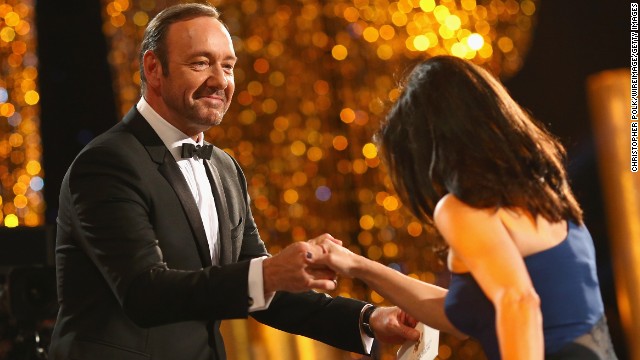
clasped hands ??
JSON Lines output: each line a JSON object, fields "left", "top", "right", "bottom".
{"left": 262, "top": 233, "right": 351, "bottom": 294}
{"left": 262, "top": 233, "right": 420, "bottom": 343}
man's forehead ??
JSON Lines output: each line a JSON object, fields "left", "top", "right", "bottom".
{"left": 165, "top": 16, "right": 235, "bottom": 54}
{"left": 167, "top": 16, "right": 228, "bottom": 38}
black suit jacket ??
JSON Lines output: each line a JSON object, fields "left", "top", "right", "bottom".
{"left": 49, "top": 108, "right": 367, "bottom": 360}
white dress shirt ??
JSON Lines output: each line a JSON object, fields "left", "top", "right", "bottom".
{"left": 136, "top": 97, "right": 272, "bottom": 311}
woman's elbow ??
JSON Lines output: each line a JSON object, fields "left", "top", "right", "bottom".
{"left": 495, "top": 287, "right": 541, "bottom": 315}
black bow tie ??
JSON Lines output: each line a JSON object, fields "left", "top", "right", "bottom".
{"left": 181, "top": 143, "right": 213, "bottom": 160}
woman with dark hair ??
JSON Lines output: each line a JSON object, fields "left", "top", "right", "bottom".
{"left": 312, "top": 56, "right": 617, "bottom": 359}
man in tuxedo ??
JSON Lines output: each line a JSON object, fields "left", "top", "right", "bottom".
{"left": 48, "top": 3, "right": 419, "bottom": 360}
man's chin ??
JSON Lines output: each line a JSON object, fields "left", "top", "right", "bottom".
{"left": 209, "top": 111, "right": 224, "bottom": 126}
{"left": 192, "top": 109, "right": 224, "bottom": 127}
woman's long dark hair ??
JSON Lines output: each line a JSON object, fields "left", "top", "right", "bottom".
{"left": 376, "top": 55, "right": 582, "bottom": 226}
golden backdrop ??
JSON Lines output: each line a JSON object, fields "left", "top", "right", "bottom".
{"left": 0, "top": 0, "right": 44, "bottom": 228}
{"left": 99, "top": 0, "right": 537, "bottom": 359}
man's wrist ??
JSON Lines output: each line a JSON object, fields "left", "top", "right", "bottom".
{"left": 249, "top": 257, "right": 274, "bottom": 311}
{"left": 360, "top": 304, "right": 377, "bottom": 338}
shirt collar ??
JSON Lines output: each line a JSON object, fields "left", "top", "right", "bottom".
{"left": 136, "top": 97, "right": 205, "bottom": 161}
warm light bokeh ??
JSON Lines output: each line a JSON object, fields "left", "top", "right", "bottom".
{"left": 0, "top": 0, "right": 44, "bottom": 228}
{"left": 100, "top": 0, "right": 538, "bottom": 358}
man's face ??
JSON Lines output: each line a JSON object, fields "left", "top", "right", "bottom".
{"left": 158, "top": 16, "right": 236, "bottom": 133}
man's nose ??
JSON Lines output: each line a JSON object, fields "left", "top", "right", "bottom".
{"left": 206, "top": 65, "right": 228, "bottom": 89}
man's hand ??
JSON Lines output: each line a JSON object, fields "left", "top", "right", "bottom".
{"left": 369, "top": 306, "right": 420, "bottom": 344}
{"left": 262, "top": 234, "right": 338, "bottom": 293}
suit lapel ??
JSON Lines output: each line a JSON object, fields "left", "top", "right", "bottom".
{"left": 158, "top": 153, "right": 213, "bottom": 267}
{"left": 123, "top": 108, "right": 213, "bottom": 267}
{"left": 204, "top": 156, "right": 234, "bottom": 265}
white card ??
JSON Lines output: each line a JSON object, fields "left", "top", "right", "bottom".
{"left": 396, "top": 322, "right": 439, "bottom": 360}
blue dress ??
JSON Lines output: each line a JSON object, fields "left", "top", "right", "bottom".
{"left": 444, "top": 221, "right": 604, "bottom": 359}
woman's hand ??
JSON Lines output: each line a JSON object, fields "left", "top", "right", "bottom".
{"left": 263, "top": 234, "right": 339, "bottom": 293}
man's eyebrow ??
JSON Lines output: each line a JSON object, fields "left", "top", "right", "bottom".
{"left": 189, "top": 51, "right": 237, "bottom": 62}
{"left": 223, "top": 55, "right": 238, "bottom": 62}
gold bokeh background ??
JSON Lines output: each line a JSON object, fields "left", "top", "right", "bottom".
{"left": 0, "top": 0, "right": 43, "bottom": 228}
{"left": 99, "top": 0, "right": 537, "bottom": 359}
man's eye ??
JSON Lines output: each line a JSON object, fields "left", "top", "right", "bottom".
{"left": 192, "top": 62, "right": 209, "bottom": 69}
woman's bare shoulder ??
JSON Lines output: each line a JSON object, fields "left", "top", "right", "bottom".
{"left": 434, "top": 194, "right": 495, "bottom": 225}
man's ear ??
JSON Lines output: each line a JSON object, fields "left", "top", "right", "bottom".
{"left": 143, "top": 50, "right": 162, "bottom": 89}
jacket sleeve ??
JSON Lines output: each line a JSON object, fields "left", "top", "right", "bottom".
{"left": 251, "top": 291, "right": 368, "bottom": 354}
